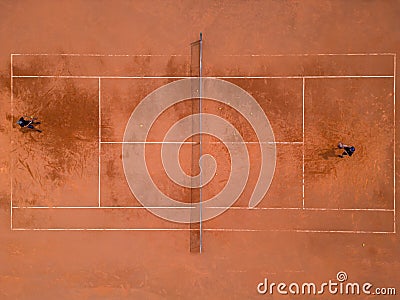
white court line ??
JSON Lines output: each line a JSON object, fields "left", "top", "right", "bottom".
{"left": 12, "top": 206, "right": 193, "bottom": 209}
{"left": 289, "top": 207, "right": 394, "bottom": 212}
{"left": 11, "top": 53, "right": 189, "bottom": 57}
{"left": 220, "top": 207, "right": 394, "bottom": 211}
{"left": 11, "top": 75, "right": 394, "bottom": 79}
{"left": 203, "top": 229, "right": 396, "bottom": 234}
{"left": 11, "top": 53, "right": 394, "bottom": 57}
{"left": 101, "top": 141, "right": 303, "bottom": 145}
{"left": 222, "top": 53, "right": 396, "bottom": 57}
{"left": 217, "top": 76, "right": 394, "bottom": 79}
{"left": 12, "top": 75, "right": 192, "bottom": 79}
{"left": 208, "top": 141, "right": 303, "bottom": 145}
{"left": 11, "top": 206, "right": 395, "bottom": 212}
{"left": 302, "top": 78, "right": 305, "bottom": 209}
{"left": 98, "top": 78, "right": 101, "bottom": 207}
{"left": 10, "top": 54, "right": 13, "bottom": 230}
{"left": 394, "top": 54, "right": 397, "bottom": 233}
{"left": 101, "top": 141, "right": 197, "bottom": 144}
{"left": 10, "top": 228, "right": 395, "bottom": 234}
{"left": 11, "top": 228, "right": 190, "bottom": 231}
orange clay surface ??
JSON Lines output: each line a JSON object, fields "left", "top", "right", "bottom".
{"left": 0, "top": 1, "right": 399, "bottom": 299}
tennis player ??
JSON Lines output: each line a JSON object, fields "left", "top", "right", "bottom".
{"left": 17, "top": 116, "right": 42, "bottom": 133}
{"left": 338, "top": 142, "right": 355, "bottom": 158}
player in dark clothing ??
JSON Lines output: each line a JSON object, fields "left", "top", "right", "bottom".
{"left": 338, "top": 142, "right": 355, "bottom": 158}
{"left": 17, "top": 116, "right": 42, "bottom": 132}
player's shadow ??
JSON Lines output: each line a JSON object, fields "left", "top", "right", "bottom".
{"left": 319, "top": 148, "right": 338, "bottom": 160}
{"left": 19, "top": 127, "right": 42, "bottom": 133}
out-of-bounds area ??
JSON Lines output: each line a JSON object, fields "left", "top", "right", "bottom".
{"left": 0, "top": 1, "right": 399, "bottom": 299}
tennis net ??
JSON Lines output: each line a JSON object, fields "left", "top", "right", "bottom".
{"left": 189, "top": 33, "right": 203, "bottom": 253}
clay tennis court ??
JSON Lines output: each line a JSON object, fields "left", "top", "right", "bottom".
{"left": 0, "top": 1, "right": 399, "bottom": 299}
